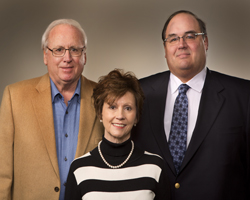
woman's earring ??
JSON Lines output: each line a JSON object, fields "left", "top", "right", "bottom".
{"left": 100, "top": 120, "right": 103, "bottom": 123}
{"left": 134, "top": 123, "right": 136, "bottom": 127}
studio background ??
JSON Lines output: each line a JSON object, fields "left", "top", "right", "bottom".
{"left": 1, "top": 0, "right": 250, "bottom": 100}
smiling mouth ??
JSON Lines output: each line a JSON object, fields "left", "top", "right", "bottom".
{"left": 177, "top": 53, "right": 190, "bottom": 57}
{"left": 113, "top": 123, "right": 126, "bottom": 127}
{"left": 60, "top": 67, "right": 74, "bottom": 72}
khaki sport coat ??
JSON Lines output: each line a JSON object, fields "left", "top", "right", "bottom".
{"left": 0, "top": 73, "right": 103, "bottom": 200}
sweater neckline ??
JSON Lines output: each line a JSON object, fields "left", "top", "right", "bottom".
{"left": 101, "top": 137, "right": 132, "bottom": 157}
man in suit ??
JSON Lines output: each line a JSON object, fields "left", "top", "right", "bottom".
{"left": 0, "top": 19, "right": 103, "bottom": 200}
{"left": 132, "top": 10, "right": 250, "bottom": 200}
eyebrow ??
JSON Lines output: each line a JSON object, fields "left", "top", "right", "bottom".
{"left": 167, "top": 30, "right": 197, "bottom": 37}
{"left": 53, "top": 45, "right": 81, "bottom": 48}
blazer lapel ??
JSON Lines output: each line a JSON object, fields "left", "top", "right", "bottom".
{"left": 75, "top": 76, "right": 97, "bottom": 158}
{"left": 31, "top": 74, "right": 60, "bottom": 178}
{"left": 146, "top": 71, "right": 176, "bottom": 173}
{"left": 180, "top": 69, "right": 225, "bottom": 172}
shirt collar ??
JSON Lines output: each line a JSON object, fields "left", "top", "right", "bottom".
{"left": 169, "top": 67, "right": 207, "bottom": 94}
{"left": 50, "top": 78, "right": 81, "bottom": 103}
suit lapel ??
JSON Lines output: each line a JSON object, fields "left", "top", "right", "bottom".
{"left": 180, "top": 69, "right": 225, "bottom": 172}
{"left": 146, "top": 71, "right": 176, "bottom": 173}
{"left": 75, "top": 76, "right": 97, "bottom": 158}
{"left": 31, "top": 74, "right": 60, "bottom": 178}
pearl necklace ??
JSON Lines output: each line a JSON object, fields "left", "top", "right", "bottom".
{"left": 98, "top": 140, "right": 134, "bottom": 169}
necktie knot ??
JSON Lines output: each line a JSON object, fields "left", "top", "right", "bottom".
{"left": 179, "top": 84, "right": 190, "bottom": 94}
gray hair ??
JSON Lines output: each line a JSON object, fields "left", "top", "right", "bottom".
{"left": 41, "top": 19, "right": 87, "bottom": 50}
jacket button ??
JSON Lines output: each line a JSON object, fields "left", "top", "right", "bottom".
{"left": 54, "top": 187, "right": 60, "bottom": 192}
{"left": 175, "top": 183, "right": 180, "bottom": 189}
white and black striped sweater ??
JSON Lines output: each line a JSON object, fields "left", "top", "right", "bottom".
{"left": 65, "top": 138, "right": 171, "bottom": 200}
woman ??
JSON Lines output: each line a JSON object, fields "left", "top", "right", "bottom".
{"left": 64, "top": 69, "right": 171, "bottom": 200}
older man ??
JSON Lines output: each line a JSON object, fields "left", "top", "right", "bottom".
{"left": 132, "top": 10, "right": 250, "bottom": 200}
{"left": 0, "top": 19, "right": 103, "bottom": 200}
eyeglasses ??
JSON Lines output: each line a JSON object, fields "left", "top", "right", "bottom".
{"left": 164, "top": 33, "right": 205, "bottom": 45}
{"left": 46, "top": 46, "right": 85, "bottom": 57}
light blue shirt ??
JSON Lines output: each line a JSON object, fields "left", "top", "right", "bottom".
{"left": 50, "top": 78, "right": 81, "bottom": 200}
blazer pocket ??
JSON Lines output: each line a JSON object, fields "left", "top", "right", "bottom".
{"left": 213, "top": 126, "right": 243, "bottom": 135}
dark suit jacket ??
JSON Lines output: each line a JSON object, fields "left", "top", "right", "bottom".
{"left": 132, "top": 68, "right": 250, "bottom": 200}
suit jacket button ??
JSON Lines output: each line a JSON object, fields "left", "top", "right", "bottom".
{"left": 54, "top": 187, "right": 60, "bottom": 192}
{"left": 175, "top": 183, "right": 180, "bottom": 189}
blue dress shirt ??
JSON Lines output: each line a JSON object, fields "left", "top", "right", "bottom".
{"left": 50, "top": 78, "right": 80, "bottom": 200}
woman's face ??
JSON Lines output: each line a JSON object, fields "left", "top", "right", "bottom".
{"left": 102, "top": 91, "right": 137, "bottom": 143}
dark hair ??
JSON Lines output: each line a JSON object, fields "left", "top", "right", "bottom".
{"left": 92, "top": 69, "right": 145, "bottom": 122}
{"left": 162, "top": 10, "right": 207, "bottom": 42}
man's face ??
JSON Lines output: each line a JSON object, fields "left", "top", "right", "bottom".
{"left": 43, "top": 24, "right": 86, "bottom": 87}
{"left": 164, "top": 13, "right": 208, "bottom": 82}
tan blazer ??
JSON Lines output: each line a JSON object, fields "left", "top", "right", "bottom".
{"left": 0, "top": 73, "right": 103, "bottom": 200}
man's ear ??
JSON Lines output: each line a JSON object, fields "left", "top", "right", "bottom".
{"left": 83, "top": 53, "right": 87, "bottom": 65}
{"left": 43, "top": 50, "right": 48, "bottom": 65}
{"left": 204, "top": 36, "right": 208, "bottom": 51}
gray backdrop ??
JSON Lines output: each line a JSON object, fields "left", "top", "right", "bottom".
{"left": 1, "top": 0, "right": 250, "bottom": 100}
